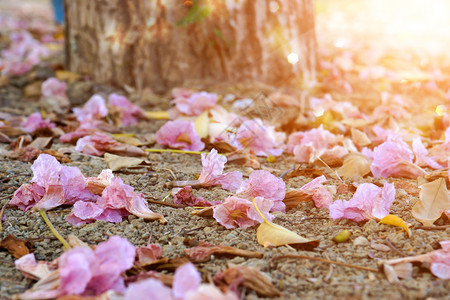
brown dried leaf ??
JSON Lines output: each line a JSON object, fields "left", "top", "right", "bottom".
{"left": 0, "top": 235, "right": 30, "bottom": 258}
{"left": 213, "top": 265, "right": 281, "bottom": 297}
{"left": 191, "top": 206, "right": 214, "bottom": 217}
{"left": 284, "top": 167, "right": 324, "bottom": 180}
{"left": 0, "top": 131, "right": 11, "bottom": 143}
{"left": 23, "top": 80, "right": 43, "bottom": 98}
{"left": 424, "top": 169, "right": 449, "bottom": 182}
{"left": 112, "top": 134, "right": 147, "bottom": 146}
{"left": 337, "top": 153, "right": 371, "bottom": 180}
{"left": 55, "top": 70, "right": 81, "bottom": 82}
{"left": 393, "top": 180, "right": 420, "bottom": 197}
{"left": 42, "top": 149, "right": 72, "bottom": 163}
{"left": 0, "top": 126, "right": 25, "bottom": 137}
{"left": 29, "top": 137, "right": 53, "bottom": 150}
{"left": 351, "top": 128, "right": 371, "bottom": 146}
{"left": 226, "top": 149, "right": 259, "bottom": 168}
{"left": 184, "top": 241, "right": 263, "bottom": 263}
{"left": 412, "top": 178, "right": 450, "bottom": 226}
{"left": 283, "top": 189, "right": 312, "bottom": 210}
{"left": 104, "top": 153, "right": 149, "bottom": 171}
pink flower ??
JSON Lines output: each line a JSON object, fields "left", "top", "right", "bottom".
{"left": 236, "top": 170, "right": 286, "bottom": 212}
{"left": 41, "top": 77, "right": 67, "bottom": 98}
{"left": 125, "top": 278, "right": 173, "bottom": 300}
{"left": 198, "top": 149, "right": 242, "bottom": 191}
{"left": 75, "top": 132, "right": 146, "bottom": 156}
{"left": 15, "top": 253, "right": 51, "bottom": 280}
{"left": 185, "top": 284, "right": 239, "bottom": 300}
{"left": 22, "top": 112, "right": 56, "bottom": 133}
{"left": 108, "top": 93, "right": 146, "bottom": 127}
{"left": 213, "top": 196, "right": 274, "bottom": 229}
{"left": 170, "top": 91, "right": 217, "bottom": 117}
{"left": 9, "top": 183, "right": 45, "bottom": 211}
{"left": 371, "top": 139, "right": 427, "bottom": 178}
{"left": 429, "top": 241, "right": 450, "bottom": 279}
{"left": 73, "top": 94, "right": 108, "bottom": 122}
{"left": 412, "top": 137, "right": 443, "bottom": 169}
{"left": 235, "top": 119, "right": 285, "bottom": 157}
{"left": 299, "top": 175, "right": 333, "bottom": 209}
{"left": 155, "top": 119, "right": 204, "bottom": 151}
{"left": 329, "top": 182, "right": 395, "bottom": 222}
{"left": 173, "top": 263, "right": 201, "bottom": 299}
{"left": 172, "top": 186, "right": 221, "bottom": 206}
{"left": 59, "top": 236, "right": 135, "bottom": 296}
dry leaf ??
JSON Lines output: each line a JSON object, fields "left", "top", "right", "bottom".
{"left": 393, "top": 263, "right": 413, "bottom": 279}
{"left": 285, "top": 167, "right": 324, "bottom": 180}
{"left": 184, "top": 241, "right": 263, "bottom": 263}
{"left": 112, "top": 134, "right": 147, "bottom": 146}
{"left": 379, "top": 214, "right": 411, "bottom": 237}
{"left": 393, "top": 180, "right": 420, "bottom": 197}
{"left": 23, "top": 80, "right": 43, "bottom": 98}
{"left": 424, "top": 169, "right": 449, "bottom": 182}
{"left": 351, "top": 128, "right": 371, "bottom": 146}
{"left": 0, "top": 126, "right": 26, "bottom": 137}
{"left": 0, "top": 131, "right": 12, "bottom": 143}
{"left": 55, "top": 70, "right": 81, "bottom": 82}
{"left": 145, "top": 111, "right": 170, "bottom": 119}
{"left": 104, "top": 153, "right": 149, "bottom": 171}
{"left": 412, "top": 178, "right": 450, "bottom": 226}
{"left": 283, "top": 189, "right": 312, "bottom": 210}
{"left": 29, "top": 137, "right": 53, "bottom": 150}
{"left": 213, "top": 265, "right": 281, "bottom": 297}
{"left": 194, "top": 110, "right": 209, "bottom": 138}
{"left": 191, "top": 206, "right": 214, "bottom": 217}
{"left": 252, "top": 198, "right": 319, "bottom": 249}
{"left": 383, "top": 264, "right": 399, "bottom": 283}
{"left": 0, "top": 235, "right": 30, "bottom": 258}
{"left": 337, "top": 153, "right": 371, "bottom": 180}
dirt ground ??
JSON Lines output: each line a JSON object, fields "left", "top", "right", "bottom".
{"left": 1, "top": 1, "right": 450, "bottom": 300}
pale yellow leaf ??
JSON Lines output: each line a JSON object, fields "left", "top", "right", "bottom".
{"left": 194, "top": 110, "right": 209, "bottom": 138}
{"left": 337, "top": 153, "right": 371, "bottom": 180}
{"left": 145, "top": 111, "right": 170, "bottom": 119}
{"left": 104, "top": 153, "right": 146, "bottom": 171}
{"left": 112, "top": 134, "right": 146, "bottom": 146}
{"left": 55, "top": 70, "right": 81, "bottom": 82}
{"left": 412, "top": 178, "right": 450, "bottom": 226}
{"left": 251, "top": 198, "right": 319, "bottom": 250}
{"left": 378, "top": 214, "right": 411, "bottom": 237}
{"left": 351, "top": 128, "right": 371, "bottom": 146}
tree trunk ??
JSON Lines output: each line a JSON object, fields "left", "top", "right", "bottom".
{"left": 64, "top": 0, "right": 317, "bottom": 92}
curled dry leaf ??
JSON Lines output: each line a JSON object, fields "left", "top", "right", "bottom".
{"left": 213, "top": 265, "right": 281, "bottom": 297}
{"left": 0, "top": 235, "right": 30, "bottom": 258}
{"left": 252, "top": 198, "right": 319, "bottom": 250}
{"left": 283, "top": 189, "right": 311, "bottom": 210}
{"left": 104, "top": 153, "right": 149, "bottom": 171}
{"left": 337, "top": 153, "right": 371, "bottom": 180}
{"left": 412, "top": 178, "right": 450, "bottom": 226}
{"left": 379, "top": 214, "right": 411, "bottom": 237}
{"left": 184, "top": 241, "right": 263, "bottom": 263}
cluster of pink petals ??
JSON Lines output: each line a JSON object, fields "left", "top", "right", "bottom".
{"left": 0, "top": 31, "right": 49, "bottom": 76}
{"left": 288, "top": 125, "right": 348, "bottom": 163}
{"left": 429, "top": 241, "right": 450, "bottom": 279}
{"left": 236, "top": 170, "right": 286, "bottom": 212}
{"left": 10, "top": 154, "right": 96, "bottom": 211}
{"left": 299, "top": 175, "right": 333, "bottom": 209}
{"left": 73, "top": 94, "right": 108, "bottom": 122}
{"left": 41, "top": 77, "right": 67, "bottom": 99}
{"left": 213, "top": 196, "right": 274, "bottom": 229}
{"left": 125, "top": 262, "right": 237, "bottom": 300}
{"left": 412, "top": 137, "right": 443, "bottom": 169}
{"left": 59, "top": 118, "right": 101, "bottom": 143}
{"left": 67, "top": 177, "right": 166, "bottom": 226}
{"left": 172, "top": 186, "right": 221, "bottom": 207}
{"left": 155, "top": 119, "right": 205, "bottom": 151}
{"left": 198, "top": 149, "right": 242, "bottom": 191}
{"left": 329, "top": 182, "right": 395, "bottom": 222}
{"left": 370, "top": 137, "right": 426, "bottom": 178}
{"left": 170, "top": 89, "right": 217, "bottom": 118}
{"left": 21, "top": 112, "right": 56, "bottom": 133}
{"left": 309, "top": 94, "right": 362, "bottom": 119}
{"left": 75, "top": 131, "right": 145, "bottom": 156}
{"left": 108, "top": 93, "right": 147, "bottom": 127}
{"left": 235, "top": 119, "right": 285, "bottom": 157}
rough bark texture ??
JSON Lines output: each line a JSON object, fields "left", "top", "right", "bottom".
{"left": 65, "top": 0, "right": 317, "bottom": 92}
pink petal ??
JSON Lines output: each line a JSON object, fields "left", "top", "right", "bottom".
{"left": 136, "top": 244, "right": 163, "bottom": 265}
{"left": 22, "top": 112, "right": 56, "bottom": 133}
{"left": 41, "top": 77, "right": 67, "bottom": 98}
{"left": 412, "top": 137, "right": 443, "bottom": 169}
{"left": 59, "top": 247, "right": 95, "bottom": 295}
{"left": 73, "top": 94, "right": 108, "bottom": 122}
{"left": 10, "top": 183, "right": 45, "bottom": 211}
{"left": 185, "top": 284, "right": 239, "bottom": 300}
{"left": 173, "top": 262, "right": 201, "bottom": 299}
{"left": 108, "top": 93, "right": 146, "bottom": 127}
{"left": 33, "top": 185, "right": 64, "bottom": 210}
{"left": 172, "top": 91, "right": 217, "bottom": 117}
{"left": 211, "top": 171, "right": 243, "bottom": 192}
{"left": 173, "top": 186, "right": 221, "bottom": 206}
{"left": 124, "top": 278, "right": 173, "bottom": 300}
{"left": 59, "top": 166, "right": 94, "bottom": 203}
{"left": 15, "top": 253, "right": 51, "bottom": 280}
{"left": 236, "top": 170, "right": 286, "bottom": 212}
{"left": 66, "top": 201, "right": 104, "bottom": 226}
{"left": 312, "top": 188, "right": 333, "bottom": 209}
{"left": 30, "top": 153, "right": 62, "bottom": 188}
{"left": 155, "top": 119, "right": 204, "bottom": 151}
{"left": 236, "top": 119, "right": 284, "bottom": 157}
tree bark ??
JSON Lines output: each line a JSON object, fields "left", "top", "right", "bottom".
{"left": 65, "top": 0, "right": 317, "bottom": 92}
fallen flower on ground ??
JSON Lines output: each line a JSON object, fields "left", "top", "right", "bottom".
{"left": 213, "top": 196, "right": 274, "bottom": 229}
{"left": 22, "top": 112, "right": 56, "bottom": 133}
{"left": 172, "top": 186, "right": 221, "bottom": 207}
{"left": 198, "top": 148, "right": 243, "bottom": 191}
{"left": 75, "top": 131, "right": 146, "bottom": 156}
{"left": 294, "top": 175, "right": 333, "bottom": 209}
{"left": 108, "top": 93, "right": 147, "bottom": 127}
{"left": 370, "top": 138, "right": 427, "bottom": 179}
{"left": 73, "top": 94, "right": 108, "bottom": 122}
{"left": 41, "top": 77, "right": 69, "bottom": 111}
{"left": 236, "top": 169, "right": 286, "bottom": 212}
{"left": 329, "top": 182, "right": 396, "bottom": 222}
{"left": 412, "top": 137, "right": 443, "bottom": 169}
{"left": 170, "top": 90, "right": 217, "bottom": 118}
{"left": 155, "top": 119, "right": 205, "bottom": 151}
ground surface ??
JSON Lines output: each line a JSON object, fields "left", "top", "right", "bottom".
{"left": 0, "top": 1, "right": 449, "bottom": 300}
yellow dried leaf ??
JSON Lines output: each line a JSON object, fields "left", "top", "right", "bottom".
{"left": 55, "top": 70, "right": 81, "bottom": 82}
{"left": 104, "top": 153, "right": 146, "bottom": 171}
{"left": 145, "top": 111, "right": 170, "bottom": 119}
{"left": 112, "top": 134, "right": 146, "bottom": 146}
{"left": 351, "top": 128, "right": 371, "bottom": 146}
{"left": 337, "top": 153, "right": 371, "bottom": 180}
{"left": 251, "top": 198, "right": 319, "bottom": 249}
{"left": 412, "top": 178, "right": 450, "bottom": 226}
{"left": 194, "top": 110, "right": 209, "bottom": 138}
{"left": 378, "top": 214, "right": 411, "bottom": 237}
{"left": 266, "top": 155, "right": 276, "bottom": 163}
